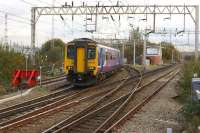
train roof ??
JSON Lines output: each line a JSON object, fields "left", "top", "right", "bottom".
{"left": 67, "top": 38, "right": 120, "bottom": 52}
{"left": 69, "top": 38, "right": 97, "bottom": 43}
{"left": 97, "top": 44, "right": 120, "bottom": 52}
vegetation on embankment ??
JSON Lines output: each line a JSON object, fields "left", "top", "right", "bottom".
{"left": 0, "top": 46, "right": 25, "bottom": 93}
{"left": 0, "top": 39, "right": 65, "bottom": 93}
{"left": 179, "top": 59, "right": 200, "bottom": 132}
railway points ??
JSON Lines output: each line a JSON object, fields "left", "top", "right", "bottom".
{"left": 114, "top": 70, "right": 182, "bottom": 133}
{"left": 0, "top": 64, "right": 172, "bottom": 132}
{"left": 43, "top": 65, "right": 178, "bottom": 133}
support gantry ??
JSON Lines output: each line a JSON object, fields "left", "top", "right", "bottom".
{"left": 31, "top": 5, "right": 199, "bottom": 64}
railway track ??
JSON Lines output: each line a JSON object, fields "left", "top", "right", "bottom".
{"left": 0, "top": 85, "right": 74, "bottom": 121}
{"left": 0, "top": 70, "right": 130, "bottom": 123}
{"left": 0, "top": 67, "right": 140, "bottom": 132}
{"left": 40, "top": 74, "right": 71, "bottom": 91}
{"left": 40, "top": 74, "right": 66, "bottom": 85}
{"left": 41, "top": 67, "right": 141, "bottom": 133}
{"left": 104, "top": 70, "right": 180, "bottom": 133}
{"left": 97, "top": 70, "right": 179, "bottom": 133}
{"left": 7, "top": 74, "right": 68, "bottom": 94}
{"left": 0, "top": 65, "right": 175, "bottom": 132}
{"left": 0, "top": 68, "right": 135, "bottom": 124}
{"left": 43, "top": 65, "right": 178, "bottom": 133}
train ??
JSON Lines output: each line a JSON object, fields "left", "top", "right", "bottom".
{"left": 64, "top": 38, "right": 122, "bottom": 86}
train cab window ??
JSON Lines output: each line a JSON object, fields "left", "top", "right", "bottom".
{"left": 87, "top": 47, "right": 96, "bottom": 59}
{"left": 67, "top": 46, "right": 75, "bottom": 58}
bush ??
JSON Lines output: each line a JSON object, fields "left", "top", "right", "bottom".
{"left": 179, "top": 59, "right": 200, "bottom": 132}
{"left": 0, "top": 46, "right": 25, "bottom": 89}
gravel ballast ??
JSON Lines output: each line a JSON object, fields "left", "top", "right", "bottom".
{"left": 115, "top": 73, "right": 182, "bottom": 133}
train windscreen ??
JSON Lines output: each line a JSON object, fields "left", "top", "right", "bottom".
{"left": 67, "top": 45, "right": 75, "bottom": 58}
{"left": 87, "top": 47, "right": 96, "bottom": 59}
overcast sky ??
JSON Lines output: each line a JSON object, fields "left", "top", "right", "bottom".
{"left": 0, "top": 0, "right": 199, "bottom": 51}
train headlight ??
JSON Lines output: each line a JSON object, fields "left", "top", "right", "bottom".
{"left": 88, "top": 66, "right": 95, "bottom": 70}
{"left": 67, "top": 66, "right": 73, "bottom": 70}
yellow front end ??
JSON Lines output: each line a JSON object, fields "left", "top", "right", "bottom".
{"left": 64, "top": 42, "right": 98, "bottom": 85}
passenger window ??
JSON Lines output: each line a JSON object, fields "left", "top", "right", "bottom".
{"left": 67, "top": 46, "right": 75, "bottom": 59}
{"left": 88, "top": 48, "right": 96, "bottom": 59}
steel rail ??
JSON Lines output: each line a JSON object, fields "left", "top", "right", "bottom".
{"left": 51, "top": 67, "right": 176, "bottom": 133}
{"left": 0, "top": 71, "right": 135, "bottom": 120}
{"left": 1, "top": 64, "right": 173, "bottom": 132}
{"left": 0, "top": 85, "right": 74, "bottom": 114}
{"left": 0, "top": 86, "right": 116, "bottom": 131}
{"left": 43, "top": 65, "right": 175, "bottom": 133}
{"left": 104, "top": 70, "right": 180, "bottom": 133}
{"left": 42, "top": 67, "right": 141, "bottom": 133}
{"left": 0, "top": 67, "right": 140, "bottom": 131}
{"left": 0, "top": 68, "right": 130, "bottom": 121}
{"left": 95, "top": 69, "right": 179, "bottom": 132}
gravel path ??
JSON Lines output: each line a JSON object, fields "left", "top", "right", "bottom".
{"left": 115, "top": 73, "right": 182, "bottom": 133}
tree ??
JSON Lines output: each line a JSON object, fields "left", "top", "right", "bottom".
{"left": 124, "top": 28, "right": 143, "bottom": 64}
{"left": 129, "top": 27, "right": 142, "bottom": 41}
{"left": 161, "top": 41, "right": 180, "bottom": 62}
{"left": 40, "top": 38, "right": 65, "bottom": 67}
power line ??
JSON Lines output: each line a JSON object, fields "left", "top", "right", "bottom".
{"left": 19, "top": 0, "right": 36, "bottom": 6}
{"left": 0, "top": 15, "right": 30, "bottom": 25}
{"left": 54, "top": 0, "right": 63, "bottom": 6}
{"left": 0, "top": 10, "right": 30, "bottom": 22}
{"left": 0, "top": 15, "right": 54, "bottom": 37}
{"left": 36, "top": 0, "right": 52, "bottom": 6}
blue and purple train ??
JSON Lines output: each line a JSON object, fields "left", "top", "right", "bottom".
{"left": 64, "top": 38, "right": 122, "bottom": 86}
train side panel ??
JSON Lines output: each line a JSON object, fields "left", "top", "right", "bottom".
{"left": 97, "top": 44, "right": 121, "bottom": 74}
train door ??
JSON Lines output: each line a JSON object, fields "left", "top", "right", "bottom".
{"left": 99, "top": 48, "right": 105, "bottom": 72}
{"left": 76, "top": 47, "right": 85, "bottom": 72}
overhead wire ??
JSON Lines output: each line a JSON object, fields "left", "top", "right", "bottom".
{"left": 19, "top": 0, "right": 37, "bottom": 6}
{"left": 36, "top": 0, "right": 52, "bottom": 6}
{"left": 0, "top": 0, "right": 69, "bottom": 46}
{"left": 0, "top": 10, "right": 30, "bottom": 22}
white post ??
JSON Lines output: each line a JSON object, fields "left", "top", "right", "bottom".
{"left": 195, "top": 6, "right": 199, "bottom": 60}
{"left": 160, "top": 42, "right": 162, "bottom": 65}
{"left": 122, "top": 43, "right": 125, "bottom": 64}
{"left": 25, "top": 55, "right": 28, "bottom": 77}
{"left": 31, "top": 8, "right": 36, "bottom": 65}
{"left": 143, "top": 34, "right": 147, "bottom": 69}
{"left": 39, "top": 66, "right": 42, "bottom": 88}
{"left": 172, "top": 50, "right": 173, "bottom": 63}
{"left": 133, "top": 40, "right": 136, "bottom": 65}
{"left": 51, "top": 0, "right": 55, "bottom": 48}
